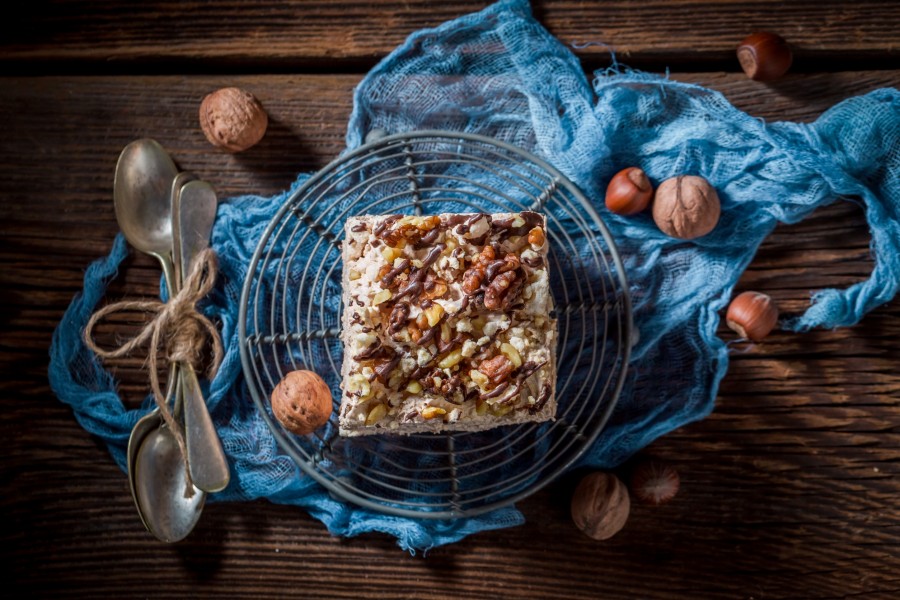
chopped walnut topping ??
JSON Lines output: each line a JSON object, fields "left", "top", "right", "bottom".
{"left": 485, "top": 254, "right": 519, "bottom": 280}
{"left": 388, "top": 302, "right": 410, "bottom": 334}
{"left": 341, "top": 212, "right": 556, "bottom": 436}
{"left": 484, "top": 270, "right": 520, "bottom": 310}
{"left": 479, "top": 354, "right": 514, "bottom": 384}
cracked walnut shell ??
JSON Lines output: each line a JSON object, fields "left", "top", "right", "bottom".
{"left": 270, "top": 370, "right": 333, "bottom": 436}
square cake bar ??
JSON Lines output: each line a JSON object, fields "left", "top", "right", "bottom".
{"left": 339, "top": 212, "right": 557, "bottom": 436}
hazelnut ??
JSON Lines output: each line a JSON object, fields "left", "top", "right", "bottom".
{"left": 652, "top": 175, "right": 721, "bottom": 239}
{"left": 199, "top": 87, "right": 268, "bottom": 152}
{"left": 726, "top": 291, "right": 779, "bottom": 341}
{"left": 629, "top": 459, "right": 680, "bottom": 506}
{"left": 737, "top": 32, "right": 792, "bottom": 82}
{"left": 570, "top": 472, "right": 630, "bottom": 541}
{"left": 605, "top": 167, "right": 654, "bottom": 215}
{"left": 270, "top": 370, "right": 333, "bottom": 435}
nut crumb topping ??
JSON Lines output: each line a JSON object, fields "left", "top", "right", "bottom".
{"left": 341, "top": 212, "right": 555, "bottom": 431}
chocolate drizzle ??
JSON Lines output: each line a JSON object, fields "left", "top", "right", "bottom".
{"left": 441, "top": 376, "right": 464, "bottom": 402}
{"left": 409, "top": 365, "right": 430, "bottom": 381}
{"left": 529, "top": 384, "right": 552, "bottom": 414}
{"left": 485, "top": 259, "right": 507, "bottom": 281}
{"left": 491, "top": 211, "right": 543, "bottom": 239}
{"left": 452, "top": 213, "right": 490, "bottom": 234}
{"left": 481, "top": 382, "right": 510, "bottom": 400}
{"left": 491, "top": 216, "right": 515, "bottom": 229}
{"left": 353, "top": 340, "right": 386, "bottom": 361}
{"left": 392, "top": 243, "right": 446, "bottom": 303}
{"left": 351, "top": 222, "right": 368, "bottom": 233}
{"left": 388, "top": 303, "right": 410, "bottom": 334}
{"left": 415, "top": 227, "right": 441, "bottom": 247}
{"left": 447, "top": 213, "right": 481, "bottom": 228}
{"left": 469, "top": 233, "right": 489, "bottom": 246}
{"left": 436, "top": 331, "right": 465, "bottom": 354}
{"left": 374, "top": 357, "right": 400, "bottom": 384}
{"left": 515, "top": 359, "right": 547, "bottom": 382}
{"left": 470, "top": 350, "right": 547, "bottom": 409}
{"left": 421, "top": 243, "right": 446, "bottom": 269}
{"left": 521, "top": 211, "right": 543, "bottom": 228}
{"left": 381, "top": 258, "right": 410, "bottom": 287}
{"left": 419, "top": 323, "right": 440, "bottom": 345}
{"left": 395, "top": 279, "right": 423, "bottom": 302}
{"left": 373, "top": 215, "right": 402, "bottom": 237}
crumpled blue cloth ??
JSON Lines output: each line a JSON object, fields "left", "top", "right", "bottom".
{"left": 49, "top": 0, "right": 899, "bottom": 552}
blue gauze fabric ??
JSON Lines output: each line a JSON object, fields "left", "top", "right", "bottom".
{"left": 49, "top": 0, "right": 900, "bottom": 552}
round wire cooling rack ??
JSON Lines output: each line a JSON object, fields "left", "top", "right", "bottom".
{"left": 238, "top": 130, "right": 632, "bottom": 519}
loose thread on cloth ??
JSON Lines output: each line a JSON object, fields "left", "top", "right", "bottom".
{"left": 82, "top": 247, "right": 224, "bottom": 497}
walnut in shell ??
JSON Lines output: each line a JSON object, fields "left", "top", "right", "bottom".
{"left": 199, "top": 87, "right": 268, "bottom": 152}
{"left": 270, "top": 370, "right": 333, "bottom": 435}
{"left": 571, "top": 472, "right": 630, "bottom": 541}
{"left": 652, "top": 175, "right": 721, "bottom": 240}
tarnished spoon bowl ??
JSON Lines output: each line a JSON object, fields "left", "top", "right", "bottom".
{"left": 126, "top": 407, "right": 163, "bottom": 532}
{"left": 113, "top": 138, "right": 179, "bottom": 290}
{"left": 134, "top": 422, "right": 206, "bottom": 543}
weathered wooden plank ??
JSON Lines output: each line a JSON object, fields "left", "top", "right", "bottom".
{"left": 1, "top": 1, "right": 898, "bottom": 70}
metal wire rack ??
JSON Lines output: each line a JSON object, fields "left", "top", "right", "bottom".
{"left": 238, "top": 130, "right": 632, "bottom": 519}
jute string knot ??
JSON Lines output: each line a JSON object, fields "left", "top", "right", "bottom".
{"left": 83, "top": 247, "right": 223, "bottom": 497}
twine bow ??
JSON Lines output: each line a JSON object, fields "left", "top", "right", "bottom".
{"left": 83, "top": 247, "right": 223, "bottom": 497}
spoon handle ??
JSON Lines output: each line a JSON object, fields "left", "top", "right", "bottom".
{"left": 158, "top": 255, "right": 179, "bottom": 302}
{"left": 154, "top": 251, "right": 181, "bottom": 406}
{"left": 175, "top": 178, "right": 230, "bottom": 493}
{"left": 170, "top": 172, "right": 197, "bottom": 292}
{"left": 182, "top": 364, "right": 230, "bottom": 492}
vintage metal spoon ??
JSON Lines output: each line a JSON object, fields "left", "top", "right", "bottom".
{"left": 125, "top": 398, "right": 167, "bottom": 534}
{"left": 172, "top": 178, "right": 230, "bottom": 492}
{"left": 113, "top": 139, "right": 180, "bottom": 294}
{"left": 114, "top": 140, "right": 205, "bottom": 541}
{"left": 133, "top": 375, "right": 205, "bottom": 543}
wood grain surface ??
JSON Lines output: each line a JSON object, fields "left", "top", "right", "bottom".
{"left": 2, "top": 1, "right": 899, "bottom": 71}
{"left": 2, "top": 1, "right": 900, "bottom": 598}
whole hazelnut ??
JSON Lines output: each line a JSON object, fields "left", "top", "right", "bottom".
{"left": 629, "top": 459, "right": 680, "bottom": 506}
{"left": 726, "top": 291, "right": 779, "bottom": 341}
{"left": 605, "top": 167, "right": 654, "bottom": 216}
{"left": 652, "top": 175, "right": 721, "bottom": 240}
{"left": 199, "top": 87, "right": 268, "bottom": 152}
{"left": 570, "top": 472, "right": 630, "bottom": 541}
{"left": 270, "top": 370, "right": 333, "bottom": 435}
{"left": 737, "top": 32, "right": 793, "bottom": 81}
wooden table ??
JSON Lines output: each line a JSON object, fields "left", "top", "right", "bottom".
{"left": 3, "top": 2, "right": 899, "bottom": 598}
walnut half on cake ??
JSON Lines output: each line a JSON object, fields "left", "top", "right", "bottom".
{"left": 339, "top": 212, "right": 557, "bottom": 436}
